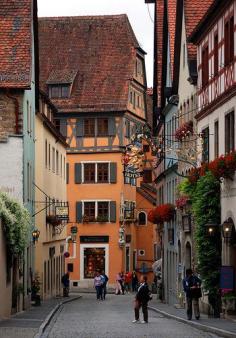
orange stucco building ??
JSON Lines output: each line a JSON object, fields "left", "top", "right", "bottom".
{"left": 38, "top": 14, "right": 158, "bottom": 287}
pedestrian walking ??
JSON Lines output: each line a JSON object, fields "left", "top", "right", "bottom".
{"left": 132, "top": 271, "right": 138, "bottom": 292}
{"left": 133, "top": 275, "right": 152, "bottom": 324}
{"left": 183, "top": 268, "right": 202, "bottom": 320}
{"left": 61, "top": 272, "right": 70, "bottom": 297}
{"left": 94, "top": 270, "right": 103, "bottom": 300}
{"left": 124, "top": 271, "right": 132, "bottom": 293}
{"left": 101, "top": 270, "right": 109, "bottom": 300}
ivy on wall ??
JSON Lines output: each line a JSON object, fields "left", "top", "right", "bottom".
{"left": 0, "top": 192, "right": 31, "bottom": 256}
{"left": 178, "top": 172, "right": 221, "bottom": 316}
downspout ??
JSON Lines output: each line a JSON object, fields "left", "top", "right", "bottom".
{"left": 6, "top": 89, "right": 20, "bottom": 134}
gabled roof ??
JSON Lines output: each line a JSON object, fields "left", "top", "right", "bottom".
{"left": 0, "top": 0, "right": 32, "bottom": 88}
{"left": 38, "top": 15, "right": 142, "bottom": 113}
{"left": 184, "top": 0, "right": 214, "bottom": 59}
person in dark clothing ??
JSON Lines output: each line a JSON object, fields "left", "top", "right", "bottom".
{"left": 61, "top": 272, "right": 70, "bottom": 297}
{"left": 101, "top": 271, "right": 109, "bottom": 300}
{"left": 133, "top": 275, "right": 152, "bottom": 324}
{"left": 183, "top": 268, "right": 202, "bottom": 320}
{"left": 131, "top": 271, "right": 138, "bottom": 292}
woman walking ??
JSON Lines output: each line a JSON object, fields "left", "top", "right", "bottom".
{"left": 133, "top": 275, "right": 152, "bottom": 324}
{"left": 94, "top": 271, "right": 103, "bottom": 300}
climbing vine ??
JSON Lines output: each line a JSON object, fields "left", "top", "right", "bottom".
{"left": 0, "top": 192, "right": 31, "bottom": 256}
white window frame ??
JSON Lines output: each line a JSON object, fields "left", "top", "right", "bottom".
{"left": 138, "top": 249, "right": 145, "bottom": 257}
{"left": 82, "top": 199, "right": 111, "bottom": 221}
{"left": 81, "top": 161, "right": 111, "bottom": 184}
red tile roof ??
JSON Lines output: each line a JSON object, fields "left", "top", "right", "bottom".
{"left": 0, "top": 0, "right": 32, "bottom": 88}
{"left": 185, "top": 0, "right": 214, "bottom": 60}
{"left": 38, "top": 15, "right": 141, "bottom": 113}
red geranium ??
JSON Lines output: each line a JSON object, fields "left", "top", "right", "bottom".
{"left": 175, "top": 121, "right": 194, "bottom": 142}
{"left": 148, "top": 204, "right": 175, "bottom": 223}
{"left": 176, "top": 196, "right": 190, "bottom": 209}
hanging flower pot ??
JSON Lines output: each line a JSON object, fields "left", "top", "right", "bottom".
{"left": 176, "top": 196, "right": 190, "bottom": 210}
{"left": 148, "top": 204, "right": 175, "bottom": 223}
{"left": 46, "top": 215, "right": 61, "bottom": 227}
{"left": 175, "top": 121, "right": 193, "bottom": 142}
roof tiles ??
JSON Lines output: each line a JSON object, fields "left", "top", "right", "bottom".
{"left": 0, "top": 0, "right": 32, "bottom": 88}
{"left": 38, "top": 15, "right": 140, "bottom": 112}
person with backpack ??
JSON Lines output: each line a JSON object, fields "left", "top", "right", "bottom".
{"left": 183, "top": 268, "right": 202, "bottom": 320}
{"left": 101, "top": 270, "right": 109, "bottom": 300}
{"left": 61, "top": 272, "right": 70, "bottom": 297}
{"left": 132, "top": 275, "right": 152, "bottom": 324}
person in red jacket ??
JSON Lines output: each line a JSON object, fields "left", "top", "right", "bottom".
{"left": 124, "top": 271, "right": 132, "bottom": 293}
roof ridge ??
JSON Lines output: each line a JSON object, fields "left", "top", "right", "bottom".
{"left": 38, "top": 14, "right": 128, "bottom": 20}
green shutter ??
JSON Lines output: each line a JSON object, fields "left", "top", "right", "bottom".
{"left": 110, "top": 201, "right": 116, "bottom": 223}
{"left": 76, "top": 201, "right": 83, "bottom": 223}
{"left": 75, "top": 163, "right": 82, "bottom": 184}
{"left": 110, "top": 163, "right": 117, "bottom": 183}
{"left": 66, "top": 163, "right": 69, "bottom": 184}
{"left": 108, "top": 118, "right": 116, "bottom": 136}
{"left": 76, "top": 119, "right": 84, "bottom": 137}
{"left": 60, "top": 120, "right": 67, "bottom": 137}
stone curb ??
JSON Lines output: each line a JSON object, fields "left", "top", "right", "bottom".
{"left": 148, "top": 306, "right": 236, "bottom": 338}
{"left": 34, "top": 296, "right": 81, "bottom": 338}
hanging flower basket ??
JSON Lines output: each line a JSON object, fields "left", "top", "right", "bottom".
{"left": 175, "top": 121, "right": 193, "bottom": 142}
{"left": 148, "top": 204, "right": 175, "bottom": 223}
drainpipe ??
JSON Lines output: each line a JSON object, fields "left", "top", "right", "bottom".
{"left": 6, "top": 89, "right": 20, "bottom": 134}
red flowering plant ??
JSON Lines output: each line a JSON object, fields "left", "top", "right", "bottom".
{"left": 208, "top": 152, "right": 236, "bottom": 180}
{"left": 175, "top": 196, "right": 190, "bottom": 210}
{"left": 148, "top": 204, "right": 175, "bottom": 223}
{"left": 175, "top": 121, "right": 194, "bottom": 142}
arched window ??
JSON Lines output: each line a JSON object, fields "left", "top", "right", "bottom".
{"left": 138, "top": 212, "right": 147, "bottom": 225}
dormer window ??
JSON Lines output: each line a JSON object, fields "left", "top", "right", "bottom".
{"left": 49, "top": 84, "right": 70, "bottom": 99}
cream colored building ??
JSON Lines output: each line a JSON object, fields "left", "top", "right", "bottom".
{"left": 35, "top": 92, "right": 68, "bottom": 299}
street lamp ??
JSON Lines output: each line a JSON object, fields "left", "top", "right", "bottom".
{"left": 32, "top": 229, "right": 40, "bottom": 244}
{"left": 222, "top": 218, "right": 235, "bottom": 242}
{"left": 205, "top": 223, "right": 219, "bottom": 237}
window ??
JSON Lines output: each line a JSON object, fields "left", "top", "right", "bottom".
{"left": 97, "top": 118, "right": 108, "bottom": 136}
{"left": 225, "top": 16, "right": 234, "bottom": 66}
{"left": 60, "top": 154, "right": 62, "bottom": 177}
{"left": 56, "top": 150, "right": 59, "bottom": 175}
{"left": 124, "top": 201, "right": 135, "bottom": 220}
{"left": 48, "top": 143, "right": 51, "bottom": 169}
{"left": 97, "top": 163, "right": 109, "bottom": 183}
{"left": 143, "top": 169, "right": 152, "bottom": 183}
{"left": 97, "top": 202, "right": 109, "bottom": 221}
{"left": 202, "top": 45, "right": 209, "bottom": 87}
{"left": 84, "top": 202, "right": 96, "bottom": 221}
{"left": 45, "top": 140, "right": 48, "bottom": 168}
{"left": 214, "top": 120, "right": 219, "bottom": 158}
{"left": 84, "top": 119, "right": 95, "bottom": 137}
{"left": 214, "top": 34, "right": 219, "bottom": 76}
{"left": 138, "top": 249, "right": 145, "bottom": 256}
{"left": 84, "top": 163, "right": 95, "bottom": 183}
{"left": 49, "top": 85, "right": 70, "bottom": 98}
{"left": 130, "top": 90, "right": 133, "bottom": 104}
{"left": 202, "top": 127, "right": 209, "bottom": 163}
{"left": 138, "top": 212, "right": 147, "bottom": 225}
{"left": 52, "top": 147, "right": 55, "bottom": 172}
{"left": 82, "top": 163, "right": 111, "bottom": 183}
{"left": 225, "top": 111, "right": 235, "bottom": 153}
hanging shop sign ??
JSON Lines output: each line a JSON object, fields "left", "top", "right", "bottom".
{"left": 124, "top": 167, "right": 144, "bottom": 178}
{"left": 55, "top": 205, "right": 69, "bottom": 220}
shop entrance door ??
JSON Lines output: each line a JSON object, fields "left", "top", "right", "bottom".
{"left": 84, "top": 248, "right": 105, "bottom": 278}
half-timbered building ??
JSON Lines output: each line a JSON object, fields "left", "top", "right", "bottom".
{"left": 190, "top": 0, "right": 236, "bottom": 291}
{"left": 38, "top": 15, "right": 149, "bottom": 287}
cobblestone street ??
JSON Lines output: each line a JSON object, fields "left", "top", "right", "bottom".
{"left": 43, "top": 294, "right": 221, "bottom": 338}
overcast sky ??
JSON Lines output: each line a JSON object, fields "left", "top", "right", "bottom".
{"left": 37, "top": 0, "right": 154, "bottom": 86}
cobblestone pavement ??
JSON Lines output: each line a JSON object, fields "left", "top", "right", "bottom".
{"left": 43, "top": 294, "right": 222, "bottom": 338}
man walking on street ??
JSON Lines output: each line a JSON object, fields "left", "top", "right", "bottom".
{"left": 61, "top": 272, "right": 70, "bottom": 297}
{"left": 101, "top": 270, "right": 109, "bottom": 300}
{"left": 183, "top": 268, "right": 202, "bottom": 320}
{"left": 94, "top": 270, "right": 103, "bottom": 300}
{"left": 133, "top": 275, "right": 152, "bottom": 324}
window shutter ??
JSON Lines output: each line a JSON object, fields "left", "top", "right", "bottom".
{"left": 76, "top": 201, "right": 83, "bottom": 223}
{"left": 60, "top": 120, "right": 67, "bottom": 137}
{"left": 108, "top": 118, "right": 116, "bottom": 136}
{"left": 75, "top": 163, "right": 82, "bottom": 184}
{"left": 76, "top": 119, "right": 84, "bottom": 137}
{"left": 110, "top": 201, "right": 116, "bottom": 223}
{"left": 66, "top": 163, "right": 69, "bottom": 184}
{"left": 110, "top": 163, "right": 117, "bottom": 183}
{"left": 125, "top": 120, "right": 130, "bottom": 138}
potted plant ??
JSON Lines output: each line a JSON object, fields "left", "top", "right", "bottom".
{"left": 175, "top": 120, "right": 193, "bottom": 142}
{"left": 96, "top": 215, "right": 108, "bottom": 223}
{"left": 222, "top": 291, "right": 236, "bottom": 313}
{"left": 31, "top": 274, "right": 41, "bottom": 306}
{"left": 82, "top": 215, "right": 90, "bottom": 223}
